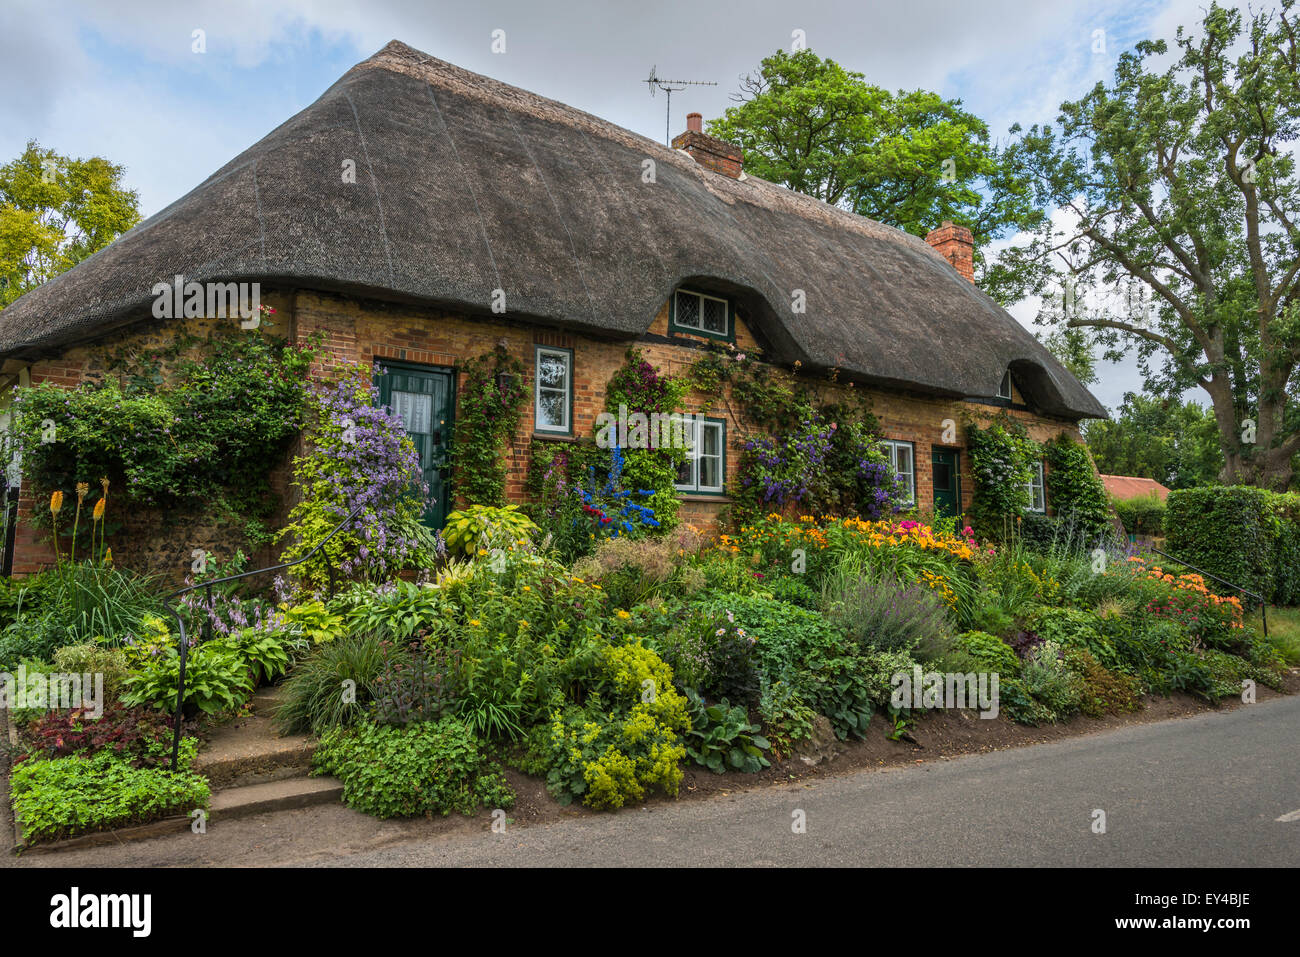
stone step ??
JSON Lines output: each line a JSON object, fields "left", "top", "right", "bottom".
{"left": 194, "top": 687, "right": 315, "bottom": 789}
{"left": 209, "top": 775, "right": 344, "bottom": 821}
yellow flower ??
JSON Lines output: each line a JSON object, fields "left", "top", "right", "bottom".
{"left": 469, "top": 619, "right": 482, "bottom": 627}
{"left": 519, "top": 620, "right": 529, "bottom": 628}
{"left": 50, "top": 491, "right": 63, "bottom": 515}
{"left": 100, "top": 477, "right": 110, "bottom": 495}
{"left": 616, "top": 610, "right": 631, "bottom": 620}
{"left": 92, "top": 498, "right": 106, "bottom": 520}
{"left": 522, "top": 585, "right": 531, "bottom": 591}
{"left": 75, "top": 482, "right": 89, "bottom": 503}
{"left": 104, "top": 547, "right": 112, "bottom": 565}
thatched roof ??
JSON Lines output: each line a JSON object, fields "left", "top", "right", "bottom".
{"left": 0, "top": 41, "right": 1105, "bottom": 419}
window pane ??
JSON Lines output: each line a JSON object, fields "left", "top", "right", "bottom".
{"left": 676, "top": 457, "right": 695, "bottom": 487}
{"left": 537, "top": 390, "right": 565, "bottom": 428}
{"left": 701, "top": 423, "right": 721, "bottom": 456}
{"left": 700, "top": 455, "right": 721, "bottom": 490}
{"left": 391, "top": 390, "right": 432, "bottom": 434}
{"left": 538, "top": 353, "right": 568, "bottom": 391}
{"left": 896, "top": 444, "right": 911, "bottom": 474}
{"left": 675, "top": 292, "right": 700, "bottom": 329}
{"left": 702, "top": 298, "right": 727, "bottom": 334}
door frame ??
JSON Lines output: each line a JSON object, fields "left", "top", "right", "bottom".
{"left": 930, "top": 445, "right": 963, "bottom": 520}
{"left": 372, "top": 359, "right": 457, "bottom": 527}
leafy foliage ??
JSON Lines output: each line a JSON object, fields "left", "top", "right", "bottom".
{"left": 0, "top": 139, "right": 140, "bottom": 308}
{"left": 312, "top": 718, "right": 514, "bottom": 818}
{"left": 278, "top": 363, "right": 430, "bottom": 589}
{"left": 450, "top": 346, "right": 527, "bottom": 507}
{"left": 10, "top": 747, "right": 208, "bottom": 845}
{"left": 707, "top": 49, "right": 1043, "bottom": 296}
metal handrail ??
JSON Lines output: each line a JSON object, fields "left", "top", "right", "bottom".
{"left": 1148, "top": 547, "right": 1268, "bottom": 640}
{"left": 162, "top": 505, "right": 364, "bottom": 769}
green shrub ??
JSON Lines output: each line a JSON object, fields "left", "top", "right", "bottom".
{"left": 1170, "top": 488, "right": 1279, "bottom": 600}
{"left": 50, "top": 643, "right": 131, "bottom": 700}
{"left": 756, "top": 680, "right": 816, "bottom": 756}
{"left": 312, "top": 718, "right": 514, "bottom": 819}
{"left": 1031, "top": 607, "right": 1121, "bottom": 671}
{"left": 10, "top": 745, "right": 209, "bottom": 844}
{"left": 953, "top": 631, "right": 1021, "bottom": 676}
{"left": 1042, "top": 434, "right": 1111, "bottom": 540}
{"left": 820, "top": 569, "right": 954, "bottom": 654}
{"left": 1020, "top": 640, "right": 1083, "bottom": 720}
{"left": 543, "top": 703, "right": 686, "bottom": 810}
{"left": 1112, "top": 493, "right": 1166, "bottom": 537}
{"left": 1063, "top": 647, "right": 1142, "bottom": 716}
{"left": 442, "top": 504, "right": 539, "bottom": 557}
{"left": 683, "top": 689, "right": 771, "bottom": 774}
{"left": 121, "top": 638, "right": 253, "bottom": 716}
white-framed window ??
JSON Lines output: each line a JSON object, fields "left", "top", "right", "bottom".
{"left": 534, "top": 346, "right": 572, "bottom": 434}
{"left": 997, "top": 370, "right": 1013, "bottom": 400}
{"left": 672, "top": 289, "right": 730, "bottom": 338}
{"left": 675, "top": 417, "right": 725, "bottom": 494}
{"left": 1027, "top": 460, "right": 1046, "bottom": 513}
{"left": 882, "top": 439, "right": 916, "bottom": 504}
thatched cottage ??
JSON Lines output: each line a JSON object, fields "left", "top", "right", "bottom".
{"left": 0, "top": 41, "right": 1104, "bottom": 576}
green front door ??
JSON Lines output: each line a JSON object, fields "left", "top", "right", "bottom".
{"left": 375, "top": 363, "right": 455, "bottom": 528}
{"left": 932, "top": 448, "right": 961, "bottom": 520}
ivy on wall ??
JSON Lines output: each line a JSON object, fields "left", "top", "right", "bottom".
{"left": 1042, "top": 434, "right": 1111, "bottom": 539}
{"left": 965, "top": 414, "right": 1038, "bottom": 540}
{"left": 10, "top": 328, "right": 313, "bottom": 543}
{"left": 449, "top": 345, "right": 527, "bottom": 508}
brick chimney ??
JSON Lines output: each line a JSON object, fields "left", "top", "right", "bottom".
{"left": 925, "top": 221, "right": 975, "bottom": 283}
{"left": 672, "top": 113, "right": 743, "bottom": 179}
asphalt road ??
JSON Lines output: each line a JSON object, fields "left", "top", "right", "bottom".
{"left": 9, "top": 695, "right": 1297, "bottom": 867}
{"left": 315, "top": 695, "right": 1300, "bottom": 867}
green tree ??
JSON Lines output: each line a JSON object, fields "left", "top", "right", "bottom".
{"left": 707, "top": 49, "right": 1043, "bottom": 297}
{"left": 1082, "top": 393, "right": 1225, "bottom": 489}
{"left": 0, "top": 140, "right": 140, "bottom": 308}
{"left": 1038, "top": 325, "right": 1098, "bottom": 385}
{"left": 1001, "top": 2, "right": 1300, "bottom": 489}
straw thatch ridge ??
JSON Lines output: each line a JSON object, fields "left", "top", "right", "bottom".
{"left": 0, "top": 40, "right": 1106, "bottom": 419}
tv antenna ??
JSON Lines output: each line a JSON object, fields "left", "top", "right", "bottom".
{"left": 644, "top": 66, "right": 717, "bottom": 145}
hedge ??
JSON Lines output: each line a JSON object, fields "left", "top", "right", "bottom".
{"left": 1165, "top": 486, "right": 1300, "bottom": 606}
{"left": 1112, "top": 493, "right": 1166, "bottom": 537}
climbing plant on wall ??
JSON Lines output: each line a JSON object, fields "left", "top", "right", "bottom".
{"left": 278, "top": 363, "right": 433, "bottom": 589}
{"left": 450, "top": 345, "right": 527, "bottom": 508}
{"left": 965, "top": 414, "right": 1039, "bottom": 540}
{"left": 10, "top": 326, "right": 313, "bottom": 542}
{"left": 604, "top": 348, "right": 688, "bottom": 529}
{"left": 1042, "top": 434, "right": 1111, "bottom": 539}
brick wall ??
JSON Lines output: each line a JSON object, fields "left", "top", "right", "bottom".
{"left": 2, "top": 288, "right": 1087, "bottom": 576}
{"left": 294, "top": 290, "right": 1083, "bottom": 530}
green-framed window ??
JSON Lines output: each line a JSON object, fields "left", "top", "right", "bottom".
{"left": 675, "top": 416, "right": 726, "bottom": 494}
{"left": 670, "top": 288, "right": 733, "bottom": 341}
{"left": 534, "top": 345, "right": 573, "bottom": 436}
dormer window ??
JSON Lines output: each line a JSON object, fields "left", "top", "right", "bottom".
{"left": 671, "top": 288, "right": 732, "bottom": 341}
{"left": 997, "top": 369, "right": 1013, "bottom": 401}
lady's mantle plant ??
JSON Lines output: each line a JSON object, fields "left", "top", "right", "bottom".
{"left": 279, "top": 363, "right": 431, "bottom": 589}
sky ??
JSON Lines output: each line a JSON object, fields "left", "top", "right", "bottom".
{"left": 0, "top": 0, "right": 1234, "bottom": 412}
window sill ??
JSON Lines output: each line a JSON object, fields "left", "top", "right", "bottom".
{"left": 532, "top": 431, "right": 577, "bottom": 442}
{"left": 678, "top": 493, "right": 731, "bottom": 503}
